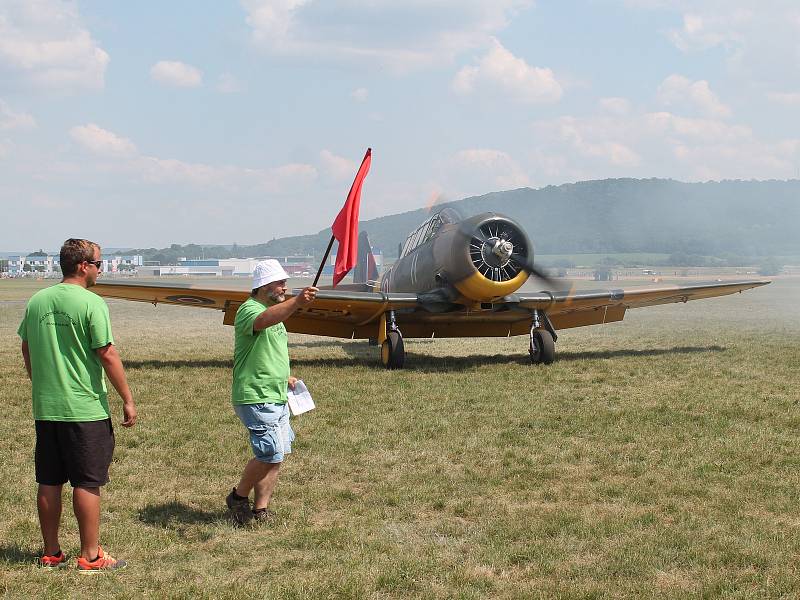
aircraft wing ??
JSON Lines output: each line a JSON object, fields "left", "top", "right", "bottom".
{"left": 93, "top": 280, "right": 250, "bottom": 310}
{"left": 92, "top": 280, "right": 419, "bottom": 336}
{"left": 94, "top": 278, "right": 769, "bottom": 339}
{"left": 515, "top": 279, "right": 770, "bottom": 330}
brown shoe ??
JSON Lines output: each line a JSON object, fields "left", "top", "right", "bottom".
{"left": 226, "top": 488, "right": 252, "bottom": 526}
{"left": 252, "top": 508, "right": 276, "bottom": 522}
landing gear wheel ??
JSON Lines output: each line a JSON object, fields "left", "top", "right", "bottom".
{"left": 381, "top": 330, "right": 405, "bottom": 369}
{"left": 529, "top": 328, "right": 555, "bottom": 365}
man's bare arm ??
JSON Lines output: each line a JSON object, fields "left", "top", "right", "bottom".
{"left": 21, "top": 341, "right": 31, "bottom": 380}
{"left": 253, "top": 287, "right": 317, "bottom": 332}
{"left": 95, "top": 344, "right": 137, "bottom": 427}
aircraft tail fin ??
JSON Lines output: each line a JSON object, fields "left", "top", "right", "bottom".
{"left": 353, "top": 231, "right": 379, "bottom": 284}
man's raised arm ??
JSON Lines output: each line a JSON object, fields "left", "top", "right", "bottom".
{"left": 253, "top": 287, "right": 317, "bottom": 332}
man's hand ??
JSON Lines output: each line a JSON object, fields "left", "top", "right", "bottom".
{"left": 122, "top": 401, "right": 137, "bottom": 427}
{"left": 288, "top": 376, "right": 298, "bottom": 390}
{"left": 295, "top": 286, "right": 318, "bottom": 306}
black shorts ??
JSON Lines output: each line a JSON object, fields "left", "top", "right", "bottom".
{"left": 35, "top": 419, "right": 115, "bottom": 488}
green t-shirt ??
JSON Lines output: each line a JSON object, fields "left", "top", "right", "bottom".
{"left": 17, "top": 283, "right": 113, "bottom": 421}
{"left": 231, "top": 296, "right": 290, "bottom": 405}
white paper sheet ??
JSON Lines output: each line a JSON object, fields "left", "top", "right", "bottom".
{"left": 287, "top": 379, "right": 315, "bottom": 415}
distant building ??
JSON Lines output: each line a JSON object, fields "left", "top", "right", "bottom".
{"left": 5, "top": 253, "right": 142, "bottom": 277}
{"left": 138, "top": 264, "right": 234, "bottom": 277}
{"left": 181, "top": 258, "right": 261, "bottom": 276}
{"left": 137, "top": 255, "right": 317, "bottom": 278}
{"left": 107, "top": 254, "right": 144, "bottom": 272}
{"left": 7, "top": 255, "right": 26, "bottom": 275}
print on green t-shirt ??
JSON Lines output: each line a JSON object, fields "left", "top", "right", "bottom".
{"left": 231, "top": 296, "right": 290, "bottom": 405}
{"left": 18, "top": 283, "right": 113, "bottom": 421}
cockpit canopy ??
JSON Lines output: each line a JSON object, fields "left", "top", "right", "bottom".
{"left": 399, "top": 208, "right": 460, "bottom": 258}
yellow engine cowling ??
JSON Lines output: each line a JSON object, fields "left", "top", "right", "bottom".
{"left": 453, "top": 268, "right": 529, "bottom": 302}
{"left": 449, "top": 213, "right": 533, "bottom": 302}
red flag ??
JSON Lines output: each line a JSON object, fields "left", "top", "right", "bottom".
{"left": 331, "top": 148, "right": 371, "bottom": 286}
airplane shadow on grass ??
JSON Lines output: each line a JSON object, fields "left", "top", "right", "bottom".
{"left": 124, "top": 344, "right": 726, "bottom": 372}
{"left": 290, "top": 344, "right": 728, "bottom": 371}
{"left": 559, "top": 344, "right": 726, "bottom": 362}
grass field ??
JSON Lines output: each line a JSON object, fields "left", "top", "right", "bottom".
{"left": 1, "top": 276, "right": 799, "bottom": 598}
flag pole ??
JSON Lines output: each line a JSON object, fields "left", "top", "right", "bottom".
{"left": 312, "top": 235, "right": 335, "bottom": 287}
{"left": 315, "top": 147, "right": 372, "bottom": 288}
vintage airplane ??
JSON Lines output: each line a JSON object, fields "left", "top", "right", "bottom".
{"left": 94, "top": 207, "right": 769, "bottom": 368}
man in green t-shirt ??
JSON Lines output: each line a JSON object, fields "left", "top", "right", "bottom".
{"left": 226, "top": 259, "right": 317, "bottom": 525}
{"left": 18, "top": 238, "right": 137, "bottom": 572}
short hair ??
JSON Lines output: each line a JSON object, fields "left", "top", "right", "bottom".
{"left": 60, "top": 238, "right": 99, "bottom": 277}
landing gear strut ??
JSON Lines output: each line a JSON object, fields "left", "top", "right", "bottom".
{"left": 529, "top": 310, "right": 556, "bottom": 365}
{"left": 380, "top": 310, "right": 405, "bottom": 369}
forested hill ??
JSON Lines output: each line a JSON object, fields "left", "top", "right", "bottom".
{"left": 339, "top": 178, "right": 799, "bottom": 257}
{"left": 130, "top": 179, "right": 800, "bottom": 262}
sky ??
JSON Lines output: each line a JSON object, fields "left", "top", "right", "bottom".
{"left": 1, "top": 0, "right": 800, "bottom": 250}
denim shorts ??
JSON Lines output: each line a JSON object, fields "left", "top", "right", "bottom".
{"left": 233, "top": 402, "right": 294, "bottom": 464}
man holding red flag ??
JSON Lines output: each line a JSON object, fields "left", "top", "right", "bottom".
{"left": 327, "top": 148, "right": 371, "bottom": 287}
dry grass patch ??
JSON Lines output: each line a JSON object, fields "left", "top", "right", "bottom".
{"left": 1, "top": 277, "right": 799, "bottom": 598}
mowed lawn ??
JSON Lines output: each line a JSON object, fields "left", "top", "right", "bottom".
{"left": 1, "top": 277, "right": 798, "bottom": 599}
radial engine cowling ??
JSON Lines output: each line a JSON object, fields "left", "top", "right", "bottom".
{"left": 446, "top": 213, "right": 532, "bottom": 301}
{"left": 387, "top": 212, "right": 532, "bottom": 302}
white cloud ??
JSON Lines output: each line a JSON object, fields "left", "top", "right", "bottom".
{"left": 529, "top": 109, "right": 799, "bottom": 181}
{"left": 132, "top": 156, "right": 317, "bottom": 192}
{"left": 319, "top": 149, "right": 357, "bottom": 181}
{"left": 0, "top": 139, "right": 10, "bottom": 159}
{"left": 241, "top": 0, "right": 532, "bottom": 71}
{"left": 657, "top": 74, "right": 731, "bottom": 119}
{"left": 69, "top": 124, "right": 137, "bottom": 156}
{"left": 66, "top": 123, "right": 317, "bottom": 191}
{"left": 136, "top": 157, "right": 233, "bottom": 186}
{"left": 451, "top": 148, "right": 530, "bottom": 189}
{"left": 668, "top": 9, "right": 753, "bottom": 53}
{"left": 767, "top": 91, "right": 800, "bottom": 106}
{"left": 599, "top": 97, "right": 631, "bottom": 116}
{"left": 543, "top": 117, "right": 641, "bottom": 167}
{"left": 216, "top": 73, "right": 243, "bottom": 94}
{"left": 244, "top": 0, "right": 310, "bottom": 42}
{"left": 260, "top": 163, "right": 318, "bottom": 192}
{"left": 626, "top": 2, "right": 800, "bottom": 87}
{"left": 641, "top": 112, "right": 750, "bottom": 143}
{"left": 0, "top": 100, "right": 36, "bottom": 130}
{"left": 452, "top": 39, "right": 562, "bottom": 104}
{"left": 30, "top": 193, "right": 73, "bottom": 210}
{"left": 150, "top": 61, "right": 203, "bottom": 88}
{"left": 351, "top": 87, "right": 368, "bottom": 102}
{"left": 0, "top": 0, "right": 109, "bottom": 91}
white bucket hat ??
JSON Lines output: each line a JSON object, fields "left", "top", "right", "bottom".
{"left": 252, "top": 259, "right": 289, "bottom": 290}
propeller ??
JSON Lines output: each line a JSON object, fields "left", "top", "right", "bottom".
{"left": 458, "top": 218, "right": 567, "bottom": 290}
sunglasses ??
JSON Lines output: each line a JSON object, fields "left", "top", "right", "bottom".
{"left": 85, "top": 260, "right": 103, "bottom": 269}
